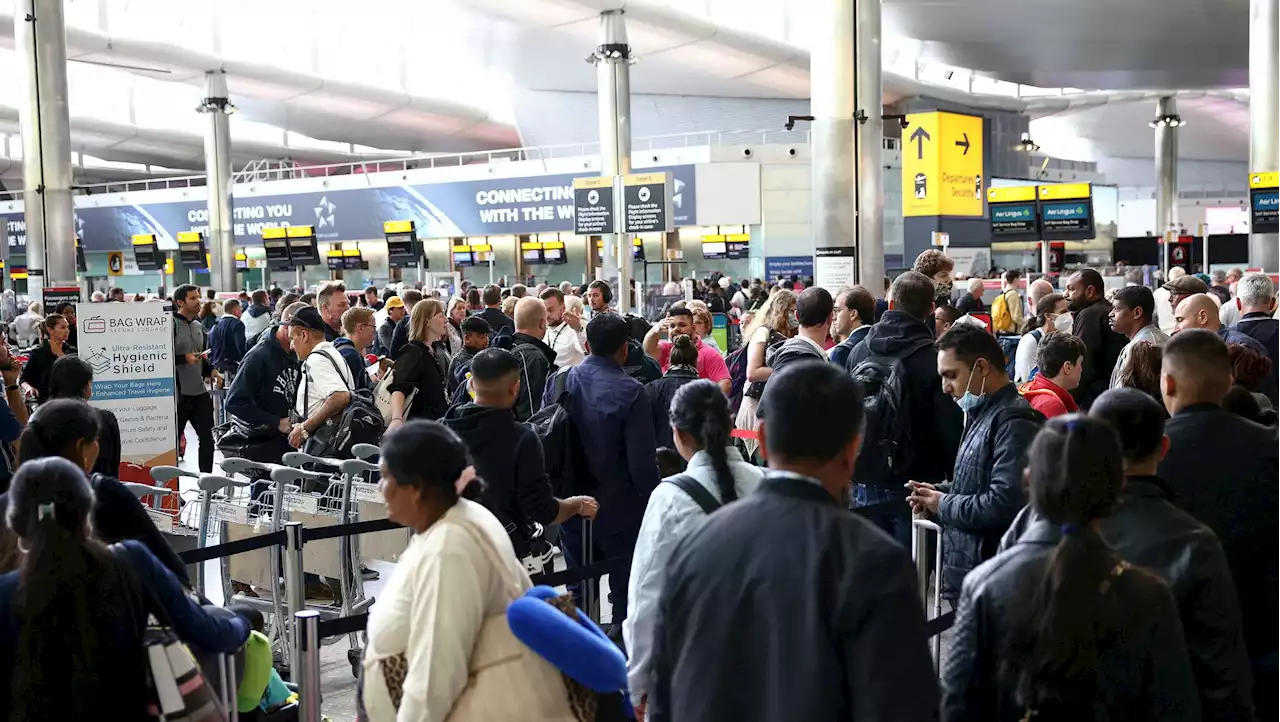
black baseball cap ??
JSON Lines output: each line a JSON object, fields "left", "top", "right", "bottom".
{"left": 460, "top": 316, "right": 491, "bottom": 334}
{"left": 288, "top": 306, "right": 327, "bottom": 333}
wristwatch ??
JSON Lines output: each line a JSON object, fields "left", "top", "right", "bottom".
{"left": 4, "top": 385, "right": 17, "bottom": 392}
{"left": 300, "top": 427, "right": 311, "bottom": 441}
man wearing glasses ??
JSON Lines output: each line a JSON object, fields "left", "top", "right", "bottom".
{"left": 334, "top": 307, "right": 380, "bottom": 391}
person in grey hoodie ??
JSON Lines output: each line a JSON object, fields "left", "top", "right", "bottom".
{"left": 241, "top": 289, "right": 273, "bottom": 342}
{"left": 173, "top": 284, "right": 216, "bottom": 472}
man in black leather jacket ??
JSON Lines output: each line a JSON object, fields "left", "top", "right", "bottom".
{"left": 1158, "top": 329, "right": 1278, "bottom": 719}
{"left": 908, "top": 324, "right": 1042, "bottom": 603}
{"left": 1000, "top": 388, "right": 1255, "bottom": 722}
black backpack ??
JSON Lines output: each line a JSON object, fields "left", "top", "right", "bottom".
{"left": 849, "top": 338, "right": 934, "bottom": 488}
{"left": 303, "top": 349, "right": 386, "bottom": 459}
{"left": 525, "top": 369, "right": 595, "bottom": 497}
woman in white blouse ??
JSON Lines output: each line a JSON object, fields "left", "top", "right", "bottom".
{"left": 360, "top": 420, "right": 532, "bottom": 721}
{"left": 1014, "top": 292, "right": 1071, "bottom": 383}
{"left": 623, "top": 380, "right": 765, "bottom": 721}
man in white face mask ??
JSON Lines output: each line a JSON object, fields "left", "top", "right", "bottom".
{"left": 908, "top": 323, "right": 1043, "bottom": 606}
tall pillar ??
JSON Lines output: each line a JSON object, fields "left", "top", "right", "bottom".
{"left": 855, "top": 0, "right": 884, "bottom": 287}
{"left": 1154, "top": 96, "right": 1179, "bottom": 274}
{"left": 594, "top": 10, "right": 633, "bottom": 314}
{"left": 198, "top": 70, "right": 237, "bottom": 292}
{"left": 1249, "top": 0, "right": 1279, "bottom": 270}
{"left": 811, "top": 0, "right": 858, "bottom": 288}
{"left": 16, "top": 0, "right": 77, "bottom": 286}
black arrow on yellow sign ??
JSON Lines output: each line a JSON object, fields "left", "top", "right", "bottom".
{"left": 955, "top": 133, "right": 971, "bottom": 155}
{"left": 910, "top": 126, "right": 931, "bottom": 160}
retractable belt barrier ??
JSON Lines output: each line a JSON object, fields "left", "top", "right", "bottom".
{"left": 179, "top": 529, "right": 288, "bottom": 565}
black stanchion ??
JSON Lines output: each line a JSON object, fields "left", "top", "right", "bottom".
{"left": 178, "top": 529, "right": 287, "bottom": 564}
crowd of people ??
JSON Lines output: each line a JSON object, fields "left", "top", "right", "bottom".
{"left": 0, "top": 253, "right": 1274, "bottom": 721}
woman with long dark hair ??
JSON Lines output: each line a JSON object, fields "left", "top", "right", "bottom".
{"left": 645, "top": 334, "right": 701, "bottom": 450}
{"left": 0, "top": 456, "right": 249, "bottom": 721}
{"left": 46, "top": 355, "right": 122, "bottom": 478}
{"left": 943, "top": 414, "right": 1199, "bottom": 721}
{"left": 19, "top": 313, "right": 75, "bottom": 402}
{"left": 0, "top": 399, "right": 189, "bottom": 584}
{"left": 624, "top": 379, "right": 765, "bottom": 720}
{"left": 360, "top": 420, "right": 535, "bottom": 720}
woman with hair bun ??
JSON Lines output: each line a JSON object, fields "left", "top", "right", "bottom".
{"left": 624, "top": 379, "right": 765, "bottom": 720}
{"left": 0, "top": 456, "right": 249, "bottom": 721}
{"left": 645, "top": 334, "right": 702, "bottom": 450}
{"left": 943, "top": 414, "right": 1199, "bottom": 721}
{"left": 360, "top": 420, "right": 536, "bottom": 721}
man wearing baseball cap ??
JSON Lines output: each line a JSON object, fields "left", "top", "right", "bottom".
{"left": 288, "top": 306, "right": 354, "bottom": 451}
{"left": 376, "top": 295, "right": 405, "bottom": 357}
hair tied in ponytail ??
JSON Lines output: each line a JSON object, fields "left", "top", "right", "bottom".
{"left": 454, "top": 465, "right": 477, "bottom": 496}
{"left": 1060, "top": 523, "right": 1082, "bottom": 536}
{"left": 37, "top": 503, "right": 56, "bottom": 522}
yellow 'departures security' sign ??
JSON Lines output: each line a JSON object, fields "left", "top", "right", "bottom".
{"left": 902, "top": 111, "right": 986, "bottom": 217}
{"left": 1037, "top": 182, "right": 1092, "bottom": 201}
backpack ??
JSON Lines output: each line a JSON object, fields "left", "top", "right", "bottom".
{"left": 525, "top": 370, "right": 595, "bottom": 497}
{"left": 623, "top": 340, "right": 662, "bottom": 385}
{"left": 1025, "top": 329, "right": 1043, "bottom": 381}
{"left": 491, "top": 326, "right": 516, "bottom": 351}
{"left": 991, "top": 289, "right": 1016, "bottom": 333}
{"left": 850, "top": 338, "right": 934, "bottom": 488}
{"left": 664, "top": 474, "right": 721, "bottom": 515}
{"left": 996, "top": 334, "right": 1023, "bottom": 381}
{"left": 302, "top": 348, "right": 385, "bottom": 458}
{"left": 737, "top": 330, "right": 788, "bottom": 404}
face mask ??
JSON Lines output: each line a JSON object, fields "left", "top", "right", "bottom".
{"left": 956, "top": 360, "right": 987, "bottom": 422}
{"left": 935, "top": 281, "right": 954, "bottom": 298}
{"left": 787, "top": 313, "right": 800, "bottom": 331}
{"left": 1053, "top": 312, "right": 1074, "bottom": 334}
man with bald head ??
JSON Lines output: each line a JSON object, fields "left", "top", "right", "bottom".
{"left": 1173, "top": 293, "right": 1268, "bottom": 351}
{"left": 1026, "top": 277, "right": 1054, "bottom": 316}
{"left": 1158, "top": 329, "right": 1278, "bottom": 715}
{"left": 509, "top": 296, "right": 558, "bottom": 421}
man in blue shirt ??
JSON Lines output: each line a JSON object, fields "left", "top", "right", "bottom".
{"left": 547, "top": 312, "right": 659, "bottom": 632}
{"left": 0, "top": 336, "right": 28, "bottom": 491}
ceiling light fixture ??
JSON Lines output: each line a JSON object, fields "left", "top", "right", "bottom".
{"left": 1017, "top": 132, "right": 1040, "bottom": 152}
{"left": 195, "top": 97, "right": 237, "bottom": 115}
{"left": 1149, "top": 113, "right": 1185, "bottom": 129}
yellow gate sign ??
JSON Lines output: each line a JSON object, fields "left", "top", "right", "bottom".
{"left": 902, "top": 111, "right": 986, "bottom": 217}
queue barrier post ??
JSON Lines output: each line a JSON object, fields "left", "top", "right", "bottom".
{"left": 219, "top": 652, "right": 240, "bottom": 722}
{"left": 911, "top": 515, "right": 945, "bottom": 675}
{"left": 283, "top": 521, "right": 306, "bottom": 677}
{"left": 296, "top": 610, "right": 322, "bottom": 722}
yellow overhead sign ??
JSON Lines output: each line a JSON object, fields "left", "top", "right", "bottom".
{"left": 286, "top": 225, "right": 315, "bottom": 238}
{"left": 1249, "top": 171, "right": 1279, "bottom": 189}
{"left": 573, "top": 176, "right": 613, "bottom": 189}
{"left": 131, "top": 233, "right": 157, "bottom": 246}
{"left": 383, "top": 220, "right": 415, "bottom": 234}
{"left": 177, "top": 231, "right": 203, "bottom": 244}
{"left": 262, "top": 227, "right": 288, "bottom": 240}
{"left": 1038, "top": 183, "right": 1092, "bottom": 201}
{"left": 623, "top": 172, "right": 666, "bottom": 186}
{"left": 987, "top": 186, "right": 1037, "bottom": 203}
{"left": 902, "top": 111, "right": 985, "bottom": 217}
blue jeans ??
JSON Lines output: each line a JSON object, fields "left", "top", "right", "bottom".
{"left": 853, "top": 484, "right": 912, "bottom": 549}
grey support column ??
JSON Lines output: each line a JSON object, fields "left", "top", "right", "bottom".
{"left": 198, "top": 70, "right": 237, "bottom": 292}
{"left": 855, "top": 0, "right": 884, "bottom": 286}
{"left": 1249, "top": 0, "right": 1279, "bottom": 270}
{"left": 1154, "top": 96, "right": 1179, "bottom": 274}
{"left": 16, "top": 0, "right": 77, "bottom": 286}
{"left": 594, "top": 10, "right": 633, "bottom": 314}
{"left": 811, "top": 0, "right": 859, "bottom": 285}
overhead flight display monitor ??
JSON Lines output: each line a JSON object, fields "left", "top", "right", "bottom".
{"left": 596, "top": 237, "right": 644, "bottom": 262}
{"left": 384, "top": 220, "right": 423, "bottom": 269}
{"left": 1250, "top": 172, "right": 1279, "bottom": 233}
{"left": 1037, "top": 183, "right": 1095, "bottom": 239}
{"left": 987, "top": 186, "right": 1041, "bottom": 241}
{"left": 177, "top": 231, "right": 208, "bottom": 268}
{"left": 286, "top": 225, "right": 320, "bottom": 266}
{"left": 263, "top": 227, "right": 294, "bottom": 270}
{"left": 452, "top": 243, "right": 476, "bottom": 267}
{"left": 130, "top": 234, "right": 165, "bottom": 271}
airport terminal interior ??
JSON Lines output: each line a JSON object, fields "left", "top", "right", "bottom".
{"left": 0, "top": 1, "right": 1278, "bottom": 721}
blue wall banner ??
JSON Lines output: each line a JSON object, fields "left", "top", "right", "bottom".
{"left": 765, "top": 256, "right": 815, "bottom": 280}
{"left": 4, "top": 165, "right": 697, "bottom": 253}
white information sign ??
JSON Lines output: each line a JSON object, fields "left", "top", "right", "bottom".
{"left": 76, "top": 302, "right": 177, "bottom": 467}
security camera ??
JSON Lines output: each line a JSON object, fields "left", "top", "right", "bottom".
{"left": 742, "top": 148, "right": 753, "bottom": 158}
{"left": 788, "top": 148, "right": 798, "bottom": 157}
{"left": 899, "top": 117, "right": 910, "bottom": 129}
{"left": 652, "top": 155, "right": 659, "bottom": 162}
{"left": 784, "top": 119, "right": 795, "bottom": 131}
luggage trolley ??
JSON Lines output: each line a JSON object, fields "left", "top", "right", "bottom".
{"left": 911, "top": 515, "right": 945, "bottom": 674}
{"left": 138, "top": 467, "right": 204, "bottom": 576}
